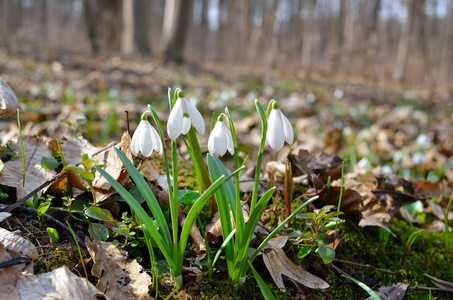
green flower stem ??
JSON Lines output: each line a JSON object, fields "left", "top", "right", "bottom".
{"left": 224, "top": 108, "right": 242, "bottom": 253}
{"left": 171, "top": 140, "right": 179, "bottom": 254}
{"left": 250, "top": 100, "right": 268, "bottom": 214}
{"left": 17, "top": 109, "right": 25, "bottom": 187}
{"left": 186, "top": 127, "right": 212, "bottom": 193}
{"left": 147, "top": 105, "right": 173, "bottom": 201}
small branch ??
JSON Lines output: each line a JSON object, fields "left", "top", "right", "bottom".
{"left": 333, "top": 258, "right": 396, "bottom": 274}
{"left": 407, "top": 286, "right": 453, "bottom": 293}
{"left": 0, "top": 204, "right": 86, "bottom": 248}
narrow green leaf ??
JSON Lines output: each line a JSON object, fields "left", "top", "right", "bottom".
{"left": 341, "top": 275, "right": 381, "bottom": 300}
{"left": 248, "top": 261, "right": 275, "bottom": 300}
{"left": 406, "top": 230, "right": 422, "bottom": 249}
{"left": 0, "top": 160, "right": 3, "bottom": 173}
{"left": 94, "top": 165, "right": 174, "bottom": 269}
{"left": 111, "top": 148, "right": 172, "bottom": 248}
{"left": 41, "top": 157, "right": 61, "bottom": 170}
{"left": 85, "top": 207, "right": 114, "bottom": 221}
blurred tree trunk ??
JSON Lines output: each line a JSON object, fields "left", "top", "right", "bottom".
{"left": 1, "top": 0, "right": 9, "bottom": 50}
{"left": 339, "top": 0, "right": 354, "bottom": 74}
{"left": 215, "top": 0, "right": 228, "bottom": 62}
{"left": 161, "top": 0, "right": 194, "bottom": 64}
{"left": 439, "top": 2, "right": 453, "bottom": 83}
{"left": 198, "top": 0, "right": 209, "bottom": 60}
{"left": 134, "top": 0, "right": 151, "bottom": 55}
{"left": 393, "top": 0, "right": 416, "bottom": 82}
{"left": 301, "top": 0, "right": 316, "bottom": 78}
{"left": 414, "top": 0, "right": 435, "bottom": 90}
{"left": 364, "top": 0, "right": 381, "bottom": 81}
{"left": 331, "top": 0, "right": 346, "bottom": 73}
{"left": 122, "top": 0, "right": 134, "bottom": 55}
{"left": 83, "top": 0, "right": 99, "bottom": 54}
{"left": 37, "top": 0, "right": 47, "bottom": 47}
{"left": 264, "top": 0, "right": 282, "bottom": 71}
{"left": 239, "top": 0, "right": 253, "bottom": 63}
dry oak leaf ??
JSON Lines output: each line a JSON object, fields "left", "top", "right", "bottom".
{"left": 316, "top": 179, "right": 392, "bottom": 232}
{"left": 86, "top": 238, "right": 153, "bottom": 300}
{"left": 262, "top": 236, "right": 329, "bottom": 291}
{"left": 0, "top": 77, "right": 21, "bottom": 118}
{"left": 0, "top": 228, "right": 38, "bottom": 260}
{"left": 206, "top": 201, "right": 249, "bottom": 244}
{"left": 0, "top": 137, "right": 56, "bottom": 201}
{"left": 17, "top": 266, "right": 108, "bottom": 300}
{"left": 365, "top": 283, "right": 409, "bottom": 300}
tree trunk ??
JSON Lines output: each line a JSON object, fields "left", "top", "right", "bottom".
{"left": 301, "top": 0, "right": 317, "bottom": 77}
{"left": 161, "top": 0, "right": 194, "bottom": 64}
{"left": 83, "top": 0, "right": 99, "bottom": 54}
{"left": 134, "top": 0, "right": 151, "bottom": 55}
{"left": 439, "top": 2, "right": 453, "bottom": 83}
{"left": 339, "top": 0, "right": 354, "bottom": 74}
{"left": 393, "top": 0, "right": 415, "bottom": 82}
{"left": 122, "top": 0, "right": 134, "bottom": 56}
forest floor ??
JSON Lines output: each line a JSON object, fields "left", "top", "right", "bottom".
{"left": 1, "top": 51, "right": 453, "bottom": 299}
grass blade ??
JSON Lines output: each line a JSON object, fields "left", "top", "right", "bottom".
{"left": 341, "top": 275, "right": 381, "bottom": 300}
{"left": 248, "top": 261, "right": 275, "bottom": 300}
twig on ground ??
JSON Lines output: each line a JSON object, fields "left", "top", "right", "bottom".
{"left": 0, "top": 204, "right": 86, "bottom": 248}
{"left": 333, "top": 258, "right": 396, "bottom": 274}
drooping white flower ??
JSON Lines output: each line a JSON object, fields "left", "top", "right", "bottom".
{"left": 131, "top": 118, "right": 163, "bottom": 157}
{"left": 208, "top": 116, "right": 234, "bottom": 156}
{"left": 266, "top": 102, "right": 294, "bottom": 152}
{"left": 167, "top": 91, "right": 205, "bottom": 140}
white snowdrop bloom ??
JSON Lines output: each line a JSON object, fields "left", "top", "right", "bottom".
{"left": 333, "top": 89, "right": 344, "bottom": 99}
{"left": 208, "top": 117, "right": 234, "bottom": 156}
{"left": 266, "top": 102, "right": 294, "bottom": 152}
{"left": 413, "top": 152, "right": 427, "bottom": 165}
{"left": 131, "top": 119, "right": 163, "bottom": 157}
{"left": 416, "top": 133, "right": 431, "bottom": 146}
{"left": 167, "top": 91, "right": 205, "bottom": 140}
{"left": 357, "top": 157, "right": 371, "bottom": 169}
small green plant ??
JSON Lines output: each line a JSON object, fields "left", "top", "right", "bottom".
{"left": 65, "top": 154, "right": 103, "bottom": 203}
{"left": 47, "top": 227, "right": 59, "bottom": 244}
{"left": 291, "top": 205, "right": 344, "bottom": 263}
{"left": 66, "top": 221, "right": 88, "bottom": 282}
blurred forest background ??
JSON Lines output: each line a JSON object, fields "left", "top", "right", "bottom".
{"left": 0, "top": 0, "right": 452, "bottom": 90}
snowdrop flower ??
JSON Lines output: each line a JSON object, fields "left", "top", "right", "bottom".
{"left": 167, "top": 90, "right": 205, "bottom": 140}
{"left": 266, "top": 101, "right": 294, "bottom": 152}
{"left": 131, "top": 115, "right": 163, "bottom": 157}
{"left": 412, "top": 152, "right": 427, "bottom": 165}
{"left": 208, "top": 116, "right": 234, "bottom": 156}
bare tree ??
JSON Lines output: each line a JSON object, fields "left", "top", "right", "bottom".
{"left": 122, "top": 0, "right": 134, "bottom": 56}
{"left": 83, "top": 0, "right": 99, "bottom": 54}
{"left": 301, "top": 0, "right": 317, "bottom": 77}
{"left": 161, "top": 0, "right": 194, "bottom": 64}
{"left": 134, "top": 0, "right": 151, "bottom": 55}
{"left": 393, "top": 0, "right": 416, "bottom": 82}
{"left": 439, "top": 1, "right": 453, "bottom": 83}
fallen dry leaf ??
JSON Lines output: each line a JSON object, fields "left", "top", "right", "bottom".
{"left": 316, "top": 179, "right": 392, "bottom": 231}
{"left": 262, "top": 236, "right": 329, "bottom": 291}
{"left": 86, "top": 238, "right": 152, "bottom": 300}
{"left": 0, "top": 228, "right": 38, "bottom": 260}
{"left": 364, "top": 283, "right": 409, "bottom": 300}
{"left": 0, "top": 243, "right": 20, "bottom": 300}
{"left": 93, "top": 131, "right": 133, "bottom": 202}
{"left": 289, "top": 149, "right": 343, "bottom": 186}
{"left": 0, "top": 212, "right": 12, "bottom": 222}
{"left": 0, "top": 77, "right": 21, "bottom": 118}
{"left": 17, "top": 266, "right": 108, "bottom": 300}
{"left": 0, "top": 137, "right": 56, "bottom": 201}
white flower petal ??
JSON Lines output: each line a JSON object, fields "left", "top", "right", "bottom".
{"left": 267, "top": 109, "right": 284, "bottom": 151}
{"left": 149, "top": 125, "right": 163, "bottom": 155}
{"left": 167, "top": 98, "right": 184, "bottom": 140}
{"left": 279, "top": 109, "right": 294, "bottom": 145}
{"left": 227, "top": 128, "right": 234, "bottom": 155}
{"left": 184, "top": 98, "right": 205, "bottom": 134}
{"left": 181, "top": 117, "right": 191, "bottom": 135}
{"left": 131, "top": 120, "right": 147, "bottom": 156}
